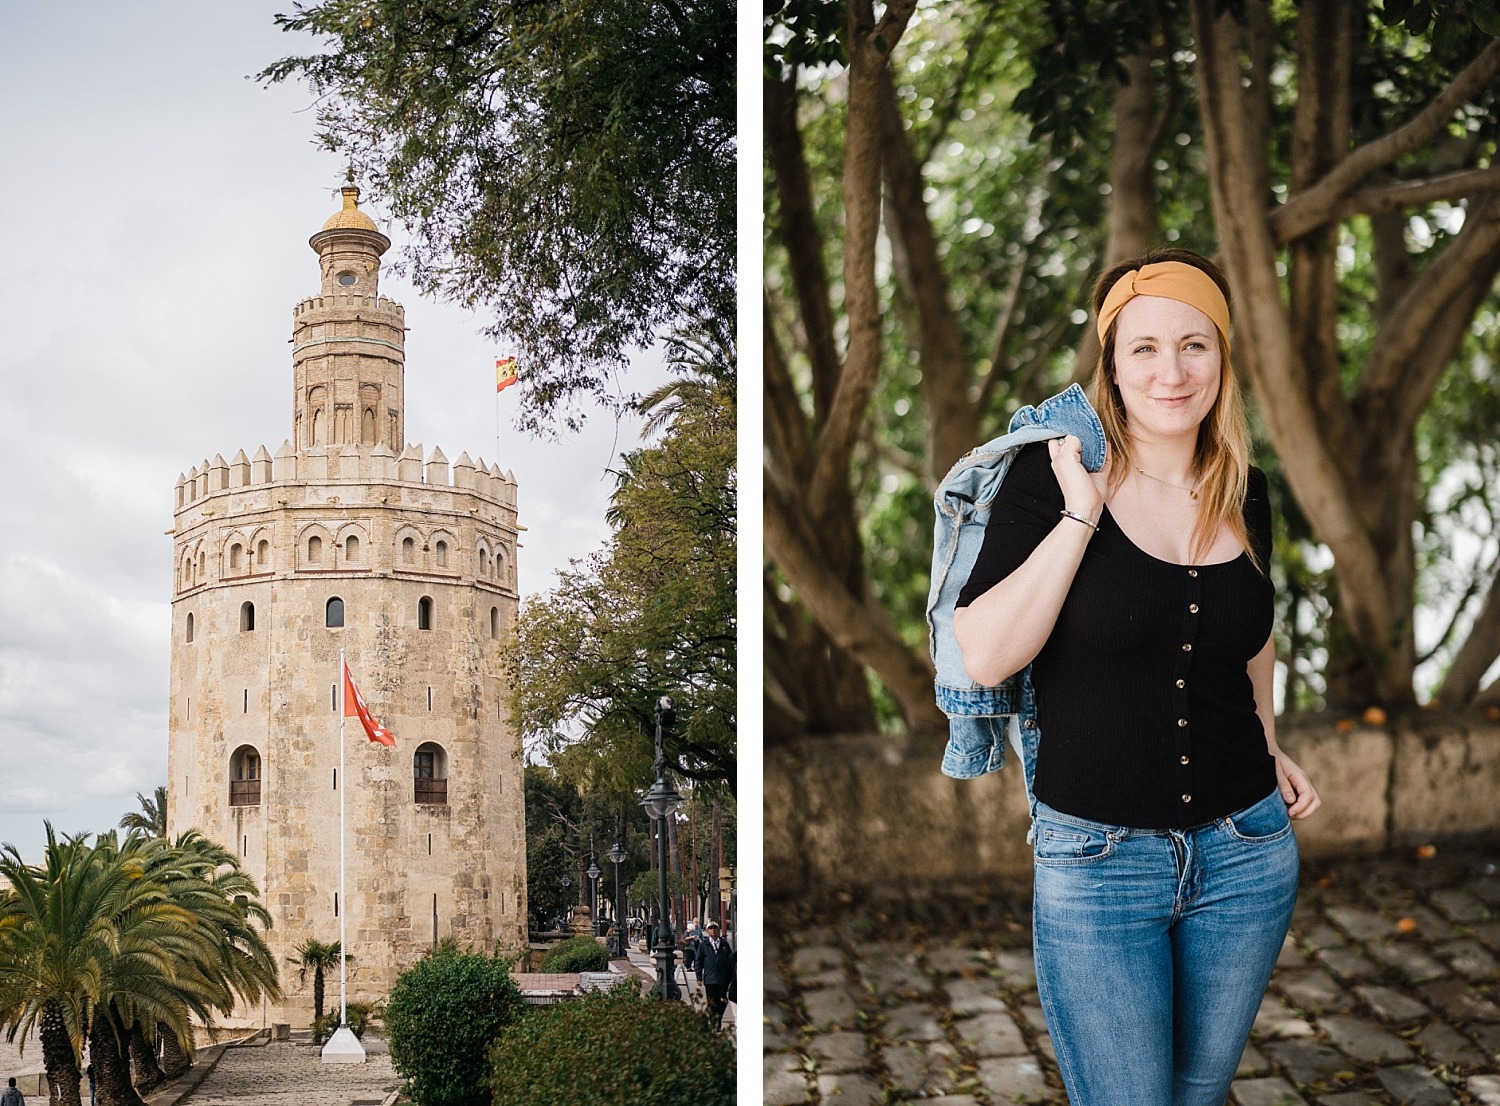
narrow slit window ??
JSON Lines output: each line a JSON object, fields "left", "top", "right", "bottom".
{"left": 326, "top": 596, "right": 344, "bottom": 627}
{"left": 185, "top": 613, "right": 195, "bottom": 643}
{"left": 240, "top": 602, "right": 255, "bottom": 632}
{"left": 418, "top": 596, "right": 433, "bottom": 630}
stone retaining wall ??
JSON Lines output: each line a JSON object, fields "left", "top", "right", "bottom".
{"left": 764, "top": 717, "right": 1500, "bottom": 899}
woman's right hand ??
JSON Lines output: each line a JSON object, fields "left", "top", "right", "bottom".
{"left": 1048, "top": 434, "right": 1106, "bottom": 522}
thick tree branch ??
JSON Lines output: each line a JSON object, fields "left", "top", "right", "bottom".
{"left": 1437, "top": 563, "right": 1500, "bottom": 706}
{"left": 808, "top": 0, "right": 917, "bottom": 522}
{"left": 1365, "top": 193, "right": 1500, "bottom": 432}
{"left": 877, "top": 66, "right": 979, "bottom": 480}
{"left": 764, "top": 297, "right": 810, "bottom": 484}
{"left": 1271, "top": 37, "right": 1500, "bottom": 244}
{"left": 1342, "top": 165, "right": 1500, "bottom": 220}
{"left": 1192, "top": 0, "right": 1402, "bottom": 698}
{"left": 766, "top": 73, "right": 842, "bottom": 426}
{"left": 764, "top": 476, "right": 944, "bottom": 730}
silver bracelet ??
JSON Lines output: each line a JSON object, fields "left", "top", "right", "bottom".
{"left": 1059, "top": 509, "right": 1099, "bottom": 533}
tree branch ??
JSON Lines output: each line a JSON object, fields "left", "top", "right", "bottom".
{"left": 764, "top": 475, "right": 944, "bottom": 730}
{"left": 808, "top": 0, "right": 918, "bottom": 522}
{"left": 763, "top": 295, "right": 811, "bottom": 485}
{"left": 1437, "top": 560, "right": 1500, "bottom": 706}
{"left": 1270, "top": 37, "right": 1500, "bottom": 244}
{"left": 877, "top": 65, "right": 979, "bottom": 480}
{"left": 765, "top": 72, "right": 842, "bottom": 426}
{"left": 1342, "top": 164, "right": 1500, "bottom": 220}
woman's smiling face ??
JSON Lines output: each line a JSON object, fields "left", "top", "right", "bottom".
{"left": 1111, "top": 294, "right": 1222, "bottom": 445}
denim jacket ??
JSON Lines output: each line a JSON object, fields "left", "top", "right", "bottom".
{"left": 927, "top": 383, "right": 1106, "bottom": 786}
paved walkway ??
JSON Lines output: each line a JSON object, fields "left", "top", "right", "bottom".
{"left": 765, "top": 843, "right": 1500, "bottom": 1105}
{"left": 173, "top": 1037, "right": 398, "bottom": 1106}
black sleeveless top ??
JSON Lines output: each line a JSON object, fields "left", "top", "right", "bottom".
{"left": 956, "top": 442, "right": 1277, "bottom": 828}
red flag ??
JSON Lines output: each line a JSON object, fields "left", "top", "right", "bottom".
{"left": 343, "top": 662, "right": 395, "bottom": 746}
{"left": 495, "top": 356, "right": 518, "bottom": 393}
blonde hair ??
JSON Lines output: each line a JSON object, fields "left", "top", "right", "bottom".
{"left": 1087, "top": 247, "right": 1260, "bottom": 571}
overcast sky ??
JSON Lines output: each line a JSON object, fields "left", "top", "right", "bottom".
{"left": 0, "top": 3, "right": 670, "bottom": 860}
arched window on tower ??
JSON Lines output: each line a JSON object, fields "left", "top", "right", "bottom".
{"left": 490, "top": 606, "right": 499, "bottom": 639}
{"left": 418, "top": 596, "right": 433, "bottom": 630}
{"left": 345, "top": 535, "right": 360, "bottom": 563}
{"left": 199, "top": 551, "right": 207, "bottom": 578}
{"left": 311, "top": 407, "right": 323, "bottom": 446}
{"left": 229, "top": 543, "right": 243, "bottom": 573}
{"left": 185, "top": 612, "right": 195, "bottom": 643}
{"left": 402, "top": 537, "right": 416, "bottom": 565}
{"left": 256, "top": 539, "right": 270, "bottom": 568}
{"left": 413, "top": 743, "right": 447, "bottom": 805}
{"left": 230, "top": 745, "right": 261, "bottom": 806}
{"left": 240, "top": 602, "right": 255, "bottom": 632}
{"left": 362, "top": 407, "right": 377, "bottom": 444}
{"left": 326, "top": 597, "right": 345, "bottom": 628}
{"left": 435, "top": 540, "right": 448, "bottom": 568}
{"left": 308, "top": 535, "right": 322, "bottom": 564}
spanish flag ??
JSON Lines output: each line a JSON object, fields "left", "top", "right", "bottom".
{"left": 343, "top": 661, "right": 396, "bottom": 746}
{"left": 496, "top": 356, "right": 518, "bottom": 393}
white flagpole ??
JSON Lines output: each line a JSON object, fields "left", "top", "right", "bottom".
{"left": 338, "top": 648, "right": 348, "bottom": 1026}
{"left": 323, "top": 650, "right": 364, "bottom": 1062}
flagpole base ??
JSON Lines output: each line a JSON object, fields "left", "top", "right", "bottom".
{"left": 320, "top": 1025, "right": 367, "bottom": 1064}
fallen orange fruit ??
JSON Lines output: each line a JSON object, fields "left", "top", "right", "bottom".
{"left": 1362, "top": 706, "right": 1388, "bottom": 726}
{"left": 1395, "top": 917, "right": 1418, "bottom": 934}
{"left": 1416, "top": 844, "right": 1438, "bottom": 860}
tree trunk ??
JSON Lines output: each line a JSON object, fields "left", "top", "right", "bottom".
{"left": 90, "top": 1007, "right": 146, "bottom": 1106}
{"left": 710, "top": 798, "right": 723, "bottom": 928}
{"left": 40, "top": 1000, "right": 84, "bottom": 1106}
{"left": 313, "top": 966, "right": 326, "bottom": 1044}
{"left": 158, "top": 1024, "right": 191, "bottom": 1081}
{"left": 127, "top": 1022, "right": 166, "bottom": 1093}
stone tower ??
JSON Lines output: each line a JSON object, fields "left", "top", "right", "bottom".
{"left": 167, "top": 186, "right": 527, "bottom": 1026}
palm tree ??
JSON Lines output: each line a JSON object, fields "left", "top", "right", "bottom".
{"left": 290, "top": 938, "right": 344, "bottom": 1044}
{"left": 118, "top": 787, "right": 167, "bottom": 838}
{"left": 0, "top": 826, "right": 200, "bottom": 1106}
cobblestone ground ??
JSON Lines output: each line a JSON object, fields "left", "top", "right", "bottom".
{"left": 178, "top": 1039, "right": 400, "bottom": 1105}
{"left": 765, "top": 844, "right": 1500, "bottom": 1106}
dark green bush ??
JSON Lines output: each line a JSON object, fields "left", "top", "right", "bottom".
{"left": 539, "top": 935, "right": 611, "bottom": 973}
{"left": 488, "top": 985, "right": 734, "bottom": 1106}
{"left": 385, "top": 940, "right": 525, "bottom": 1106}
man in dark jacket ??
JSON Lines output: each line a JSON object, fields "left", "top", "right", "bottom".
{"left": 697, "top": 920, "right": 735, "bottom": 1029}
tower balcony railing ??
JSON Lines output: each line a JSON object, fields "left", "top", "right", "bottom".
{"left": 414, "top": 778, "right": 448, "bottom": 805}
{"left": 229, "top": 779, "right": 261, "bottom": 806}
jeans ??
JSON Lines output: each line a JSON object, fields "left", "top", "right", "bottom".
{"left": 1031, "top": 790, "right": 1299, "bottom": 1106}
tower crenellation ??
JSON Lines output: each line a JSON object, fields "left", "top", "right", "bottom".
{"left": 167, "top": 187, "right": 527, "bottom": 1028}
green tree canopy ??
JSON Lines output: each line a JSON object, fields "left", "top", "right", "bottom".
{"left": 507, "top": 327, "right": 736, "bottom": 791}
{"left": 261, "top": 0, "right": 735, "bottom": 432}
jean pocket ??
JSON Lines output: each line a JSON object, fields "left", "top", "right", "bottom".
{"left": 1033, "top": 821, "right": 1114, "bottom": 864}
{"left": 1225, "top": 791, "right": 1293, "bottom": 844}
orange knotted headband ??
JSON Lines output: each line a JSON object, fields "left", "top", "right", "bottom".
{"left": 1096, "top": 261, "right": 1232, "bottom": 354}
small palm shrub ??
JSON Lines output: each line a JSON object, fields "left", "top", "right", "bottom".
{"left": 539, "top": 935, "right": 611, "bottom": 973}
{"left": 489, "top": 985, "right": 734, "bottom": 1106}
{"left": 385, "top": 940, "right": 525, "bottom": 1106}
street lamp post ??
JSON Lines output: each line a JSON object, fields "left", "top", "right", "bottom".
{"left": 641, "top": 695, "right": 682, "bottom": 1000}
{"left": 607, "top": 839, "right": 627, "bottom": 957}
{"left": 586, "top": 859, "right": 601, "bottom": 936}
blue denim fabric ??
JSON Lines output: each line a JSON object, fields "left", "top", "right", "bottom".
{"left": 927, "top": 383, "right": 1105, "bottom": 783}
{"left": 1031, "top": 790, "right": 1299, "bottom": 1106}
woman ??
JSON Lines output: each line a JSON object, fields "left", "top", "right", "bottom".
{"left": 952, "top": 247, "right": 1319, "bottom": 1106}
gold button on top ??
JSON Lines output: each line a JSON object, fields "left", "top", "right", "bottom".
{"left": 1189, "top": 603, "right": 1200, "bottom": 614}
{"left": 1182, "top": 793, "right": 1192, "bottom": 802}
{"left": 1178, "top": 718, "right": 1188, "bottom": 727}
{"left": 1182, "top": 643, "right": 1193, "bottom": 652}
{"left": 1176, "top": 679, "right": 1186, "bottom": 689}
{"left": 1180, "top": 755, "right": 1190, "bottom": 765}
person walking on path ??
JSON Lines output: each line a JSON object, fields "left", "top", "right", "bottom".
{"left": 953, "top": 247, "right": 1320, "bottom": 1106}
{"left": 697, "top": 920, "right": 734, "bottom": 1030}
{"left": 2, "top": 1076, "right": 24, "bottom": 1106}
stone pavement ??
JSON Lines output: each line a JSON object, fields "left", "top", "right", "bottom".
{"left": 765, "top": 843, "right": 1500, "bottom": 1105}
{"left": 173, "top": 1036, "right": 399, "bottom": 1105}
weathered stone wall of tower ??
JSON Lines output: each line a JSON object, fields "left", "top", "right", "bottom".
{"left": 168, "top": 445, "right": 527, "bottom": 1025}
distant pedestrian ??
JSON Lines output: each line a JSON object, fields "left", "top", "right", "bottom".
{"left": 697, "top": 920, "right": 735, "bottom": 1029}
{"left": 1, "top": 1076, "right": 23, "bottom": 1106}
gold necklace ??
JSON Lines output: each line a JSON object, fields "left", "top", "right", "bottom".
{"left": 1136, "top": 467, "right": 1199, "bottom": 500}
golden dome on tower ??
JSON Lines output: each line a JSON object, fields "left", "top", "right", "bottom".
{"left": 322, "top": 184, "right": 379, "bottom": 232}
